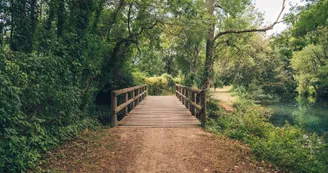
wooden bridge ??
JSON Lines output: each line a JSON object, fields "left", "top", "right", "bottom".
{"left": 111, "top": 84, "right": 206, "bottom": 127}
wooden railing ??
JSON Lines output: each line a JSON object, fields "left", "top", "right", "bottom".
{"left": 175, "top": 84, "right": 206, "bottom": 127}
{"left": 111, "top": 84, "right": 147, "bottom": 127}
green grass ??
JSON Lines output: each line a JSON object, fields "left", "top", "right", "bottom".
{"left": 206, "top": 98, "right": 328, "bottom": 173}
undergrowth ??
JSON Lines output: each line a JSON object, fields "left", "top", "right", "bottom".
{"left": 206, "top": 97, "right": 328, "bottom": 173}
{"left": 0, "top": 47, "right": 101, "bottom": 172}
{"left": 132, "top": 72, "right": 181, "bottom": 95}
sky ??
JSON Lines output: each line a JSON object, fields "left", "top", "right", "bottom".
{"left": 254, "top": 0, "right": 302, "bottom": 35}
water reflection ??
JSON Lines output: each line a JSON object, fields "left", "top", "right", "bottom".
{"left": 267, "top": 96, "right": 328, "bottom": 135}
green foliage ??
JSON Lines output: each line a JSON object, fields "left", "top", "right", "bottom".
{"left": 291, "top": 44, "right": 328, "bottom": 97}
{"left": 215, "top": 34, "right": 293, "bottom": 102}
{"left": 293, "top": 0, "right": 328, "bottom": 36}
{"left": 0, "top": 48, "right": 100, "bottom": 172}
{"left": 1, "top": 0, "right": 328, "bottom": 172}
{"left": 206, "top": 99, "right": 224, "bottom": 120}
{"left": 132, "top": 72, "right": 181, "bottom": 95}
{"left": 207, "top": 98, "right": 328, "bottom": 172}
{"left": 184, "top": 72, "right": 203, "bottom": 88}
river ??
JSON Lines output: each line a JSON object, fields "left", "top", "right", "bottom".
{"left": 265, "top": 97, "right": 328, "bottom": 136}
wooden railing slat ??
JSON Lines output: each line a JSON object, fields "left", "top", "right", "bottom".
{"left": 176, "top": 91, "right": 202, "bottom": 111}
{"left": 175, "top": 84, "right": 206, "bottom": 127}
{"left": 114, "top": 84, "right": 147, "bottom": 96}
{"left": 111, "top": 85, "right": 147, "bottom": 127}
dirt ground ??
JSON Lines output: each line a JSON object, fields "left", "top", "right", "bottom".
{"left": 211, "top": 86, "right": 236, "bottom": 112}
{"left": 36, "top": 127, "right": 277, "bottom": 173}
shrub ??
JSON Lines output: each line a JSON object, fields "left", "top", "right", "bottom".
{"left": 132, "top": 72, "right": 181, "bottom": 95}
{"left": 207, "top": 98, "right": 328, "bottom": 172}
{"left": 0, "top": 48, "right": 100, "bottom": 172}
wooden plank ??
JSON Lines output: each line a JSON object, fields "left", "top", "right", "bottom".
{"left": 118, "top": 96, "right": 200, "bottom": 127}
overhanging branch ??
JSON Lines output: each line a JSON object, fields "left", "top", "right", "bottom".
{"left": 213, "top": 0, "right": 286, "bottom": 41}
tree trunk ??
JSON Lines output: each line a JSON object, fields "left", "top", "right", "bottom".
{"left": 57, "top": 0, "right": 65, "bottom": 37}
{"left": 203, "top": 0, "right": 215, "bottom": 89}
{"left": 0, "top": 21, "right": 3, "bottom": 45}
{"left": 192, "top": 46, "right": 200, "bottom": 72}
{"left": 45, "top": 0, "right": 55, "bottom": 30}
{"left": 30, "top": 0, "right": 37, "bottom": 50}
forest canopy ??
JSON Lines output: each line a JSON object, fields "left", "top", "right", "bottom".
{"left": 1, "top": 0, "right": 328, "bottom": 172}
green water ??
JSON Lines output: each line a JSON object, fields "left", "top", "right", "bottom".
{"left": 266, "top": 98, "right": 328, "bottom": 135}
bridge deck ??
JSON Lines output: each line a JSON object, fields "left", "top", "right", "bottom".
{"left": 118, "top": 96, "right": 200, "bottom": 127}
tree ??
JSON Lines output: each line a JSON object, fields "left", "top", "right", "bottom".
{"left": 291, "top": 44, "right": 328, "bottom": 98}
{"left": 202, "top": 0, "right": 286, "bottom": 88}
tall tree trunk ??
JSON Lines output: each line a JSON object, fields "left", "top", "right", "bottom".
{"left": 30, "top": 0, "right": 37, "bottom": 50}
{"left": 201, "top": 0, "right": 285, "bottom": 89}
{"left": 203, "top": 0, "right": 215, "bottom": 89}
{"left": 57, "top": 0, "right": 65, "bottom": 37}
{"left": 10, "top": 0, "right": 33, "bottom": 52}
{"left": 0, "top": 21, "right": 3, "bottom": 45}
{"left": 45, "top": 0, "right": 55, "bottom": 30}
{"left": 192, "top": 46, "right": 200, "bottom": 72}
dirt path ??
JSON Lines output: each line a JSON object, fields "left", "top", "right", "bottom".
{"left": 211, "top": 86, "right": 236, "bottom": 112}
{"left": 38, "top": 127, "right": 275, "bottom": 173}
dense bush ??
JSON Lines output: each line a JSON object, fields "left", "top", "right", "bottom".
{"left": 132, "top": 72, "right": 181, "bottom": 95}
{"left": 206, "top": 97, "right": 328, "bottom": 172}
{"left": 0, "top": 47, "right": 100, "bottom": 172}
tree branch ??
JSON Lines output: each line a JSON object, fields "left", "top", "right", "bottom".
{"left": 107, "top": 0, "right": 125, "bottom": 40}
{"left": 127, "top": 2, "right": 133, "bottom": 35}
{"left": 213, "top": 0, "right": 286, "bottom": 41}
{"left": 215, "top": 39, "right": 228, "bottom": 48}
{"left": 215, "top": 4, "right": 235, "bottom": 18}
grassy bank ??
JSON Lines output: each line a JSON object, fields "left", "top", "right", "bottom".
{"left": 206, "top": 98, "right": 328, "bottom": 172}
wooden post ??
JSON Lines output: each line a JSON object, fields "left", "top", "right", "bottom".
{"left": 181, "top": 88, "right": 184, "bottom": 103}
{"left": 200, "top": 90, "right": 206, "bottom": 127}
{"left": 179, "top": 86, "right": 182, "bottom": 101}
{"left": 191, "top": 92, "right": 196, "bottom": 116}
{"left": 140, "top": 87, "right": 142, "bottom": 101}
{"left": 132, "top": 90, "right": 135, "bottom": 108}
{"left": 136, "top": 88, "right": 139, "bottom": 105}
{"left": 188, "top": 91, "right": 191, "bottom": 110}
{"left": 185, "top": 89, "right": 187, "bottom": 107}
{"left": 111, "top": 91, "right": 117, "bottom": 127}
{"left": 186, "top": 90, "right": 189, "bottom": 109}
{"left": 183, "top": 88, "right": 186, "bottom": 105}
{"left": 125, "top": 92, "right": 128, "bottom": 116}
{"left": 145, "top": 85, "right": 147, "bottom": 97}
{"left": 188, "top": 91, "right": 191, "bottom": 112}
{"left": 175, "top": 85, "right": 177, "bottom": 97}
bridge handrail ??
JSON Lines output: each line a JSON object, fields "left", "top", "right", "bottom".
{"left": 175, "top": 84, "right": 206, "bottom": 127}
{"left": 111, "top": 84, "right": 147, "bottom": 127}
